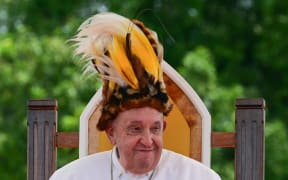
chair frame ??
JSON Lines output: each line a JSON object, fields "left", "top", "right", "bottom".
{"left": 27, "top": 98, "right": 265, "bottom": 180}
{"left": 79, "top": 62, "right": 213, "bottom": 166}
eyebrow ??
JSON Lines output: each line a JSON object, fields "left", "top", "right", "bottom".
{"left": 127, "top": 120, "right": 162, "bottom": 126}
{"left": 126, "top": 121, "right": 142, "bottom": 126}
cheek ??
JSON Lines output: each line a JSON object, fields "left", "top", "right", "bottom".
{"left": 117, "top": 137, "right": 141, "bottom": 161}
{"left": 116, "top": 135, "right": 140, "bottom": 149}
{"left": 154, "top": 137, "right": 163, "bottom": 147}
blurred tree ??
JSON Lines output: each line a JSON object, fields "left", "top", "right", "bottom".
{"left": 178, "top": 46, "right": 243, "bottom": 179}
{"left": 0, "top": 26, "right": 100, "bottom": 178}
{"left": 0, "top": 0, "right": 288, "bottom": 179}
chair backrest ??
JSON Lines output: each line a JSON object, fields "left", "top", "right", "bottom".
{"left": 27, "top": 62, "right": 266, "bottom": 180}
{"left": 79, "top": 61, "right": 211, "bottom": 166}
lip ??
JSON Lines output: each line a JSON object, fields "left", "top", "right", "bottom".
{"left": 135, "top": 148, "right": 155, "bottom": 152}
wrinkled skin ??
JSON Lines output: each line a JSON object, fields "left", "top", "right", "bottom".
{"left": 106, "top": 107, "right": 166, "bottom": 174}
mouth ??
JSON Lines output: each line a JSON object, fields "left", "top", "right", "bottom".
{"left": 139, "top": 149, "right": 153, "bottom": 151}
{"left": 135, "top": 148, "right": 155, "bottom": 153}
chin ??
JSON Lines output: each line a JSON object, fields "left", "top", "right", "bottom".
{"left": 135, "top": 158, "right": 158, "bottom": 173}
{"left": 132, "top": 163, "right": 155, "bottom": 174}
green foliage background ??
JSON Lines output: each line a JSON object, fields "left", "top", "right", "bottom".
{"left": 1, "top": 0, "right": 288, "bottom": 179}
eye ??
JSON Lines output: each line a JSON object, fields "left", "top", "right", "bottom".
{"left": 126, "top": 125, "right": 143, "bottom": 135}
{"left": 151, "top": 125, "right": 161, "bottom": 134}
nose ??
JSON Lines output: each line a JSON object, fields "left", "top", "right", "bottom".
{"left": 140, "top": 130, "right": 153, "bottom": 146}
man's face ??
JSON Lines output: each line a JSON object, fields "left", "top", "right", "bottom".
{"left": 106, "top": 107, "right": 165, "bottom": 174}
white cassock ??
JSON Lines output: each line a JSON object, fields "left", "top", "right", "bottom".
{"left": 50, "top": 147, "right": 221, "bottom": 180}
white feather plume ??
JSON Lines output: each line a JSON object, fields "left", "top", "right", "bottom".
{"left": 71, "top": 12, "right": 139, "bottom": 86}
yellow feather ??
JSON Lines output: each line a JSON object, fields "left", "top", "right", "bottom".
{"left": 130, "top": 27, "right": 160, "bottom": 81}
{"left": 108, "top": 36, "right": 139, "bottom": 89}
{"left": 73, "top": 12, "right": 162, "bottom": 88}
{"left": 108, "top": 81, "right": 115, "bottom": 92}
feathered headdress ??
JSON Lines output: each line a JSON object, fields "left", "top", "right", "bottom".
{"left": 71, "top": 12, "right": 172, "bottom": 130}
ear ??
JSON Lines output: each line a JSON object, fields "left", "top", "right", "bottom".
{"left": 162, "top": 120, "right": 167, "bottom": 131}
{"left": 105, "top": 126, "right": 116, "bottom": 145}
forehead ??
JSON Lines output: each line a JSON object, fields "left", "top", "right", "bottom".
{"left": 113, "top": 107, "right": 163, "bottom": 126}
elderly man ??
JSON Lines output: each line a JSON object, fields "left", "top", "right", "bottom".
{"left": 50, "top": 12, "right": 221, "bottom": 180}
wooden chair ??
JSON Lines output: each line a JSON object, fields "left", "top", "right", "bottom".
{"left": 27, "top": 62, "right": 265, "bottom": 180}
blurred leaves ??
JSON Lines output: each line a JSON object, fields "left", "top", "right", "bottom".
{"left": 1, "top": 0, "right": 288, "bottom": 179}
{"left": 179, "top": 46, "right": 244, "bottom": 132}
{"left": 0, "top": 24, "right": 99, "bottom": 178}
{"left": 265, "top": 120, "right": 288, "bottom": 179}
